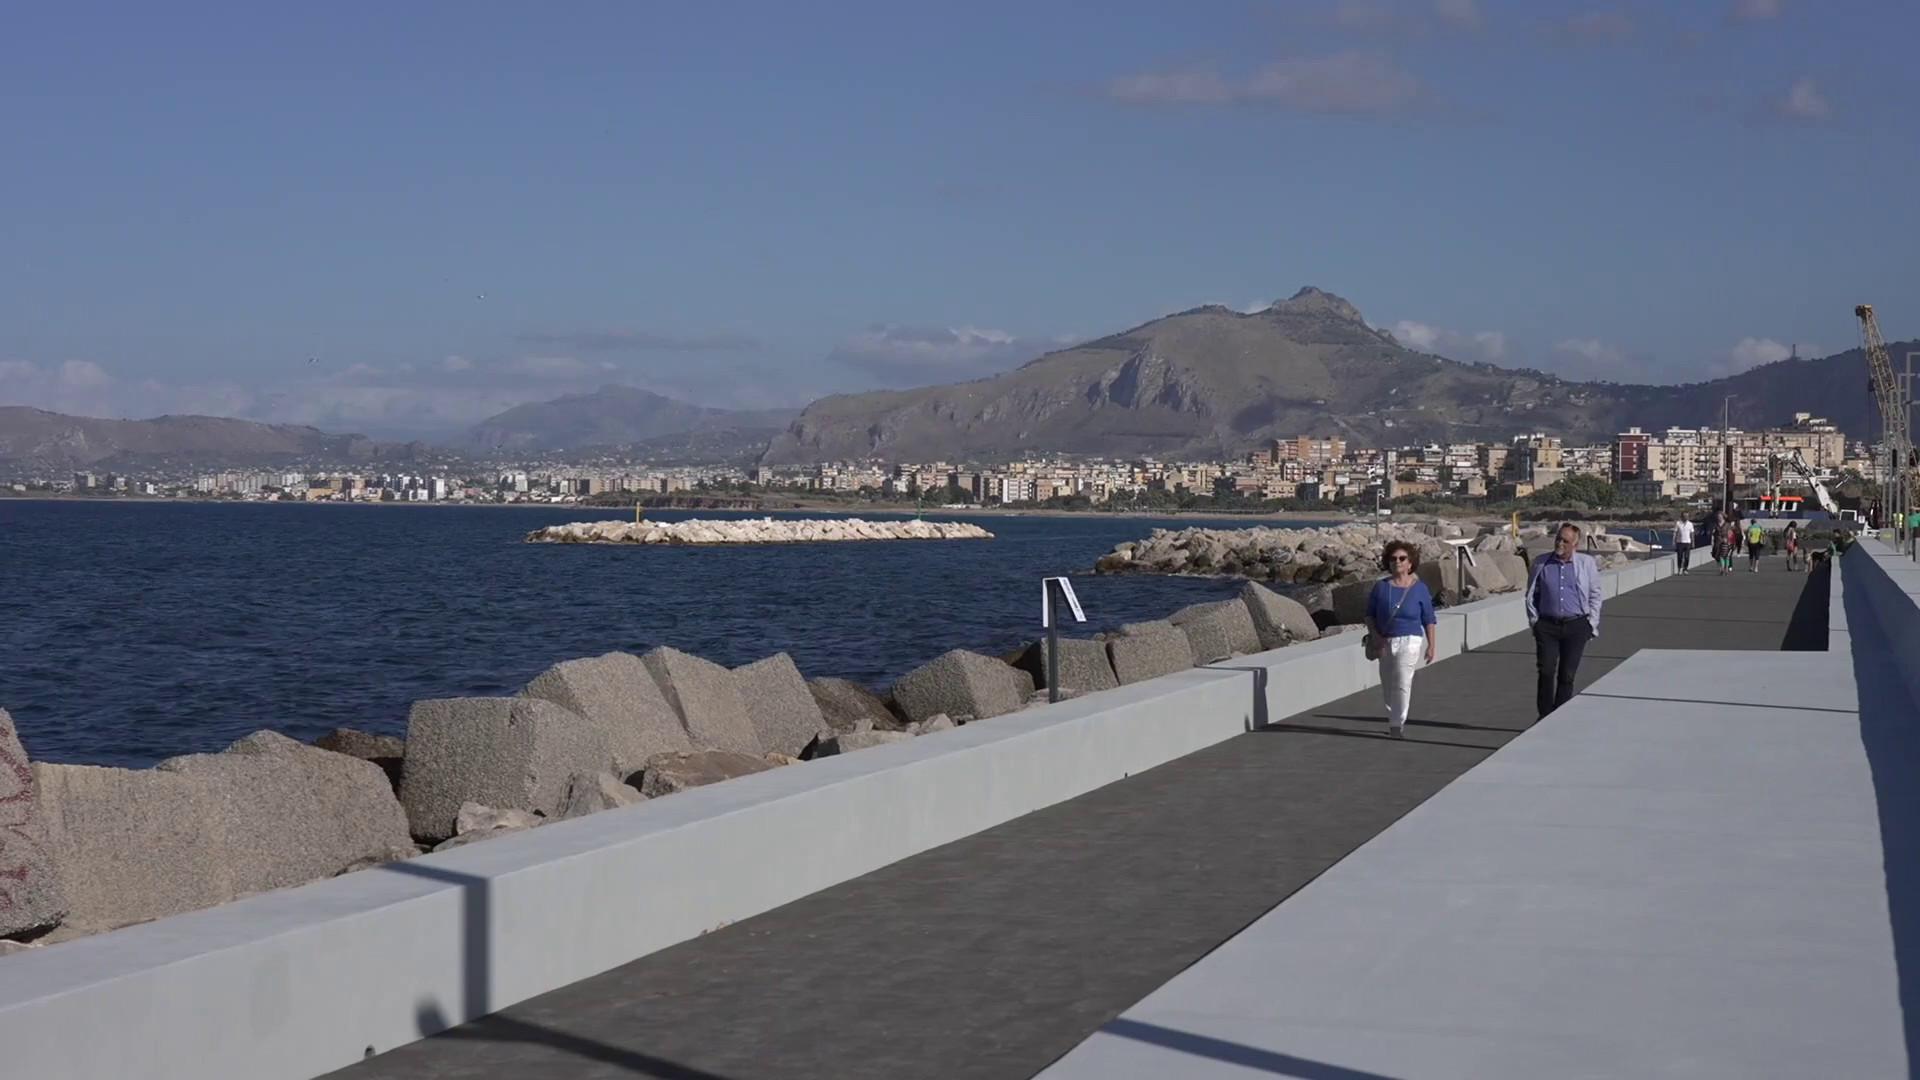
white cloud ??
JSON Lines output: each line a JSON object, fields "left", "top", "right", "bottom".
{"left": 1332, "top": 0, "right": 1395, "bottom": 34}
{"left": 1386, "top": 321, "right": 1508, "bottom": 363}
{"left": 1434, "top": 0, "right": 1483, "bottom": 29}
{"left": 1731, "top": 0, "right": 1783, "bottom": 20}
{"left": 439, "top": 355, "right": 472, "bottom": 372}
{"left": 1772, "top": 77, "right": 1832, "bottom": 122}
{"left": 1105, "top": 52, "right": 1427, "bottom": 116}
{"left": 497, "top": 355, "right": 618, "bottom": 379}
{"left": 1555, "top": 11, "right": 1635, "bottom": 44}
{"left": 1105, "top": 70, "right": 1236, "bottom": 106}
{"left": 827, "top": 325, "right": 1067, "bottom": 387}
{"left": 1706, "top": 337, "right": 1819, "bottom": 377}
{"left": 1545, "top": 337, "right": 1666, "bottom": 380}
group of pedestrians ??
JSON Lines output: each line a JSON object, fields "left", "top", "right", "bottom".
{"left": 1364, "top": 522, "right": 1601, "bottom": 739}
{"left": 1687, "top": 510, "right": 1800, "bottom": 574}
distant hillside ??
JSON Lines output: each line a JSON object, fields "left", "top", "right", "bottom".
{"left": 456, "top": 385, "right": 798, "bottom": 453}
{"left": 762, "top": 287, "right": 1907, "bottom": 463}
{"left": 0, "top": 407, "right": 423, "bottom": 467}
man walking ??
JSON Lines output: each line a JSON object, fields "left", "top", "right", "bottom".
{"left": 1525, "top": 523, "right": 1604, "bottom": 720}
{"left": 1673, "top": 516, "right": 1694, "bottom": 573}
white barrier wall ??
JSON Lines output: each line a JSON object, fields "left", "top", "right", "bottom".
{"left": 0, "top": 551, "right": 1677, "bottom": 1080}
{"left": 1844, "top": 539, "right": 1920, "bottom": 708}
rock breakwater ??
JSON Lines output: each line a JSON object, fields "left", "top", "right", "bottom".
{"left": 0, "top": 521, "right": 1648, "bottom": 956}
{"left": 525, "top": 517, "right": 993, "bottom": 545}
{"left": 1095, "top": 519, "right": 1642, "bottom": 593}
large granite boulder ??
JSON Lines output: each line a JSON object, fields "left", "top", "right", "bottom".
{"left": 313, "top": 727, "right": 406, "bottom": 789}
{"left": 1331, "top": 579, "right": 1377, "bottom": 626}
{"left": 1491, "top": 552, "right": 1533, "bottom": 592}
{"left": 399, "top": 697, "right": 620, "bottom": 843}
{"left": 1239, "top": 583, "right": 1318, "bottom": 649}
{"left": 157, "top": 731, "right": 414, "bottom": 895}
{"left": 636, "top": 750, "right": 776, "bottom": 797}
{"left": 642, "top": 647, "right": 761, "bottom": 755}
{"left": 1010, "top": 638, "right": 1119, "bottom": 697}
{"left": 732, "top": 654, "right": 826, "bottom": 758}
{"left": 521, "top": 651, "right": 694, "bottom": 773}
{"left": 33, "top": 763, "right": 232, "bottom": 932}
{"left": 1417, "top": 557, "right": 1462, "bottom": 606}
{"left": 0, "top": 709, "right": 63, "bottom": 937}
{"left": 807, "top": 678, "right": 904, "bottom": 733}
{"left": 890, "top": 649, "right": 1034, "bottom": 723}
{"left": 1169, "top": 600, "right": 1261, "bottom": 661}
{"left": 808, "top": 730, "right": 914, "bottom": 757}
{"left": 1106, "top": 621, "right": 1193, "bottom": 685}
{"left": 1464, "top": 557, "right": 1512, "bottom": 595}
{"left": 556, "top": 771, "right": 647, "bottom": 820}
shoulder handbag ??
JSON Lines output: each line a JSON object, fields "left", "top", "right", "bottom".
{"left": 1362, "top": 581, "right": 1412, "bottom": 662}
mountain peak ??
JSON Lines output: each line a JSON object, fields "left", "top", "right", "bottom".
{"left": 1269, "top": 286, "right": 1365, "bottom": 324}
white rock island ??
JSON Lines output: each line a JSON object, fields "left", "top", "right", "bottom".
{"left": 525, "top": 517, "right": 994, "bottom": 545}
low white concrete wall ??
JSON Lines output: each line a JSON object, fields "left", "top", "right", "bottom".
{"left": 1845, "top": 539, "right": 1920, "bottom": 707}
{"left": 0, "top": 553, "right": 1680, "bottom": 1080}
{"left": 0, "top": 667, "right": 1256, "bottom": 1080}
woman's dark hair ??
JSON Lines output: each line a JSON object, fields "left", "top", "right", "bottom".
{"left": 1380, "top": 539, "right": 1420, "bottom": 572}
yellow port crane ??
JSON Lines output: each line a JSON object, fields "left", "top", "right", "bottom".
{"left": 1855, "top": 304, "right": 1915, "bottom": 535}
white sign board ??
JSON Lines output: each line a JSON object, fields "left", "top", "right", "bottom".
{"left": 1041, "top": 576, "right": 1086, "bottom": 625}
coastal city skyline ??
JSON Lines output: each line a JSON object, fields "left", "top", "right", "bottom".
{"left": 13, "top": 410, "right": 1862, "bottom": 512}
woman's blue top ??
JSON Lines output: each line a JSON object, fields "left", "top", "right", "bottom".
{"left": 1367, "top": 578, "right": 1436, "bottom": 638}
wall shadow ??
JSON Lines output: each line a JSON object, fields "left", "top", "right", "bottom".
{"left": 375, "top": 860, "right": 728, "bottom": 1079}
{"left": 1778, "top": 561, "right": 1832, "bottom": 651}
{"left": 1840, "top": 561, "right": 1920, "bottom": 1077}
{"left": 1100, "top": 1018, "right": 1403, "bottom": 1079}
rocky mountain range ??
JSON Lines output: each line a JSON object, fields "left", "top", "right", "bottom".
{"left": 760, "top": 287, "right": 1906, "bottom": 464}
{"left": 0, "top": 407, "right": 428, "bottom": 468}
{"left": 455, "top": 385, "right": 798, "bottom": 454}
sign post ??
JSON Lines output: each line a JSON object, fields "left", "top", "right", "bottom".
{"left": 1040, "top": 576, "right": 1087, "bottom": 704}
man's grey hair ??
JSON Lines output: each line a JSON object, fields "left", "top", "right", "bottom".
{"left": 1556, "top": 522, "right": 1583, "bottom": 539}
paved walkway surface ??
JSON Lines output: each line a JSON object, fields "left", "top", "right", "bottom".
{"left": 1041, "top": 577, "right": 1909, "bottom": 1077}
{"left": 332, "top": 559, "right": 1828, "bottom": 1080}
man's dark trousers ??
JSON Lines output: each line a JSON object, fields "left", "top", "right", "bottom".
{"left": 1533, "top": 615, "right": 1593, "bottom": 718}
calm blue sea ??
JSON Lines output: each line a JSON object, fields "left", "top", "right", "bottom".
{"left": 0, "top": 500, "right": 1335, "bottom": 768}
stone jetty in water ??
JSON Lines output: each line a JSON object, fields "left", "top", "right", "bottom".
{"left": 524, "top": 517, "right": 994, "bottom": 545}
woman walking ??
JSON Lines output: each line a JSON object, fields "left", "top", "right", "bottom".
{"left": 1366, "top": 540, "right": 1437, "bottom": 740}
{"left": 1784, "top": 521, "right": 1801, "bottom": 571}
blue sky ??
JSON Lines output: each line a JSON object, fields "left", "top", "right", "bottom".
{"left": 2, "top": 0, "right": 1915, "bottom": 437}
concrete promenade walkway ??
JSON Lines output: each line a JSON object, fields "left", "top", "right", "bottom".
{"left": 333, "top": 558, "right": 1831, "bottom": 1080}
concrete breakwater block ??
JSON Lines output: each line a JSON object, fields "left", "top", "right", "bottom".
{"left": 1012, "top": 638, "right": 1119, "bottom": 696}
{"left": 808, "top": 730, "right": 914, "bottom": 756}
{"left": 156, "top": 731, "right": 413, "bottom": 896}
{"left": 0, "top": 708, "right": 63, "bottom": 937}
{"left": 642, "top": 647, "right": 762, "bottom": 756}
{"left": 313, "top": 727, "right": 406, "bottom": 789}
{"left": 32, "top": 762, "right": 233, "bottom": 933}
{"left": 1239, "top": 582, "right": 1318, "bottom": 649}
{"left": 732, "top": 654, "right": 826, "bottom": 759}
{"left": 890, "top": 649, "right": 1035, "bottom": 724}
{"left": 521, "top": 650, "right": 694, "bottom": 771}
{"left": 637, "top": 750, "right": 775, "bottom": 797}
{"left": 399, "top": 697, "right": 621, "bottom": 842}
{"left": 1107, "top": 621, "right": 1194, "bottom": 685}
{"left": 557, "top": 771, "right": 647, "bottom": 820}
{"left": 808, "top": 677, "right": 903, "bottom": 732}
{"left": 1169, "top": 599, "right": 1261, "bottom": 662}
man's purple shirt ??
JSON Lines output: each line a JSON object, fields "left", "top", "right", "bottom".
{"left": 1523, "top": 550, "right": 1603, "bottom": 636}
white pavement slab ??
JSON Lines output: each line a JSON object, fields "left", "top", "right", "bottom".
{"left": 1038, "top": 649, "right": 1908, "bottom": 1079}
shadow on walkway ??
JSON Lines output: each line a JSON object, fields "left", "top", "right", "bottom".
{"left": 353, "top": 862, "right": 720, "bottom": 1080}
{"left": 1841, "top": 561, "right": 1920, "bottom": 1079}
{"left": 1102, "top": 1018, "right": 1402, "bottom": 1080}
